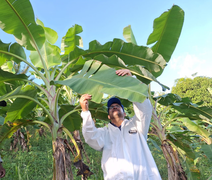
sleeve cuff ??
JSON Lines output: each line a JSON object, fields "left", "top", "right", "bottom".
{"left": 80, "top": 110, "right": 90, "bottom": 116}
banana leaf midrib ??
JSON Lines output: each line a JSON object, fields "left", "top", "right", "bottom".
{"left": 186, "top": 105, "right": 212, "bottom": 120}
{"left": 0, "top": 50, "right": 47, "bottom": 83}
{"left": 0, "top": 78, "right": 24, "bottom": 83}
{"left": 86, "top": 51, "right": 160, "bottom": 65}
{"left": 5, "top": 0, "right": 38, "bottom": 52}
{"left": 0, "top": 94, "right": 54, "bottom": 123}
{"left": 64, "top": 50, "right": 164, "bottom": 67}
{"left": 152, "top": 9, "right": 170, "bottom": 53}
{"left": 4, "top": 0, "right": 49, "bottom": 78}
{"left": 87, "top": 61, "right": 155, "bottom": 82}
{"left": 61, "top": 56, "right": 159, "bottom": 82}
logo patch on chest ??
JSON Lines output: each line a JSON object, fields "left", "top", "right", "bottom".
{"left": 128, "top": 129, "right": 137, "bottom": 134}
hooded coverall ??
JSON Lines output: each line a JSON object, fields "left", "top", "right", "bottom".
{"left": 81, "top": 99, "right": 162, "bottom": 180}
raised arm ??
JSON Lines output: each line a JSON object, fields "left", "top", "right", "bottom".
{"left": 116, "top": 69, "right": 152, "bottom": 139}
{"left": 132, "top": 99, "right": 152, "bottom": 140}
{"left": 79, "top": 94, "right": 105, "bottom": 151}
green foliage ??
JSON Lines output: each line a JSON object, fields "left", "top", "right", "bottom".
{"left": 0, "top": 0, "right": 45, "bottom": 50}
{"left": 0, "top": 0, "right": 185, "bottom": 179}
{"left": 59, "top": 105, "right": 82, "bottom": 132}
{"left": 30, "top": 19, "right": 61, "bottom": 70}
{"left": 62, "top": 38, "right": 167, "bottom": 88}
{"left": 147, "top": 5, "right": 184, "bottom": 62}
{"left": 56, "top": 60, "right": 149, "bottom": 103}
{"left": 123, "top": 25, "right": 137, "bottom": 45}
{"left": 154, "top": 93, "right": 212, "bottom": 179}
{"left": 172, "top": 76, "right": 212, "bottom": 107}
{"left": 61, "top": 24, "right": 83, "bottom": 55}
{"left": 0, "top": 0, "right": 185, "bottom": 137}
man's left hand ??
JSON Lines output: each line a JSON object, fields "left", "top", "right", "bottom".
{"left": 116, "top": 69, "right": 132, "bottom": 77}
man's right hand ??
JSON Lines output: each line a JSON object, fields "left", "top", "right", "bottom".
{"left": 79, "top": 94, "right": 92, "bottom": 112}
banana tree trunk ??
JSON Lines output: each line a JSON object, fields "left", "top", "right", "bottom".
{"left": 53, "top": 138, "right": 73, "bottom": 180}
{"left": 151, "top": 107, "right": 187, "bottom": 180}
{"left": 161, "top": 140, "right": 187, "bottom": 180}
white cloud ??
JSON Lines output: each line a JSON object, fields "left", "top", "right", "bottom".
{"left": 151, "top": 53, "right": 212, "bottom": 93}
{"left": 170, "top": 53, "right": 211, "bottom": 78}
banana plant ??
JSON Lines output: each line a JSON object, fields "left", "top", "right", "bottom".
{"left": 150, "top": 94, "right": 212, "bottom": 180}
{"left": 152, "top": 93, "right": 212, "bottom": 180}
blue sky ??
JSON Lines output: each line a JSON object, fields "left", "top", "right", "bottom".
{"left": 1, "top": 0, "right": 211, "bottom": 93}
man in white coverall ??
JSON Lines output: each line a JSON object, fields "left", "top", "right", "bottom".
{"left": 79, "top": 69, "right": 161, "bottom": 180}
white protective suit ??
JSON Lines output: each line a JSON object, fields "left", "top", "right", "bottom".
{"left": 81, "top": 99, "right": 162, "bottom": 180}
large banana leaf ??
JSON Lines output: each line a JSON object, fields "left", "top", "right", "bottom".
{"left": 4, "top": 97, "right": 36, "bottom": 123}
{"left": 0, "top": 69, "right": 26, "bottom": 96}
{"left": 29, "top": 19, "right": 61, "bottom": 70}
{"left": 122, "top": 26, "right": 169, "bottom": 90}
{"left": 0, "top": 85, "right": 37, "bottom": 123}
{"left": 61, "top": 24, "right": 83, "bottom": 55}
{"left": 156, "top": 93, "right": 212, "bottom": 121}
{"left": 0, "top": 83, "right": 11, "bottom": 97}
{"left": 59, "top": 105, "right": 82, "bottom": 132}
{"left": 0, "top": 40, "right": 26, "bottom": 65}
{"left": 0, "top": 0, "right": 45, "bottom": 50}
{"left": 62, "top": 56, "right": 89, "bottom": 78}
{"left": 58, "top": 25, "right": 84, "bottom": 78}
{"left": 0, "top": 40, "right": 10, "bottom": 66}
{"left": 64, "top": 39, "right": 167, "bottom": 78}
{"left": 147, "top": 5, "right": 184, "bottom": 62}
{"left": 1, "top": 61, "right": 15, "bottom": 74}
{"left": 89, "top": 101, "right": 108, "bottom": 121}
{"left": 179, "top": 118, "right": 211, "bottom": 145}
{"left": 55, "top": 60, "right": 149, "bottom": 103}
{"left": 0, "top": 40, "right": 35, "bottom": 79}
{"left": 168, "top": 133, "right": 195, "bottom": 159}
{"left": 36, "top": 19, "right": 58, "bottom": 45}
{"left": 173, "top": 102, "right": 212, "bottom": 122}
{"left": 0, "top": 68, "right": 28, "bottom": 83}
{"left": 60, "top": 41, "right": 169, "bottom": 90}
{"left": 30, "top": 41, "right": 61, "bottom": 70}
{"left": 98, "top": 54, "right": 169, "bottom": 90}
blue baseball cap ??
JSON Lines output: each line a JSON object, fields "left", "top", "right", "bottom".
{"left": 107, "top": 97, "right": 124, "bottom": 113}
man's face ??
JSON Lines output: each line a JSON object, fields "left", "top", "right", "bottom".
{"left": 108, "top": 103, "right": 125, "bottom": 120}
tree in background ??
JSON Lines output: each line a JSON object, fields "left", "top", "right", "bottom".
{"left": 172, "top": 77, "right": 212, "bottom": 107}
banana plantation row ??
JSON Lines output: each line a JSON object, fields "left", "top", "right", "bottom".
{"left": 0, "top": 0, "right": 211, "bottom": 179}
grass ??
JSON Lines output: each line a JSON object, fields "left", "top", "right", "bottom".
{"left": 1, "top": 127, "right": 211, "bottom": 180}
